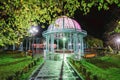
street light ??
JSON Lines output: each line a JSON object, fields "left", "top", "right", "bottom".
{"left": 29, "top": 27, "right": 38, "bottom": 35}
{"left": 116, "top": 38, "right": 120, "bottom": 43}
{"left": 29, "top": 26, "right": 39, "bottom": 59}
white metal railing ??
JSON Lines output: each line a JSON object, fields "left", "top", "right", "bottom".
{"left": 42, "top": 29, "right": 87, "bottom": 36}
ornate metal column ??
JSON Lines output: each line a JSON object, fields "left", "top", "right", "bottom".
{"left": 57, "top": 39, "right": 59, "bottom": 50}
{"left": 68, "top": 38, "right": 70, "bottom": 50}
{"left": 48, "top": 35, "right": 50, "bottom": 53}
{"left": 73, "top": 33, "right": 77, "bottom": 54}
{"left": 81, "top": 37, "right": 84, "bottom": 56}
{"left": 63, "top": 35, "right": 65, "bottom": 52}
{"left": 73, "top": 33, "right": 76, "bottom": 54}
{"left": 56, "top": 33, "right": 59, "bottom": 50}
{"left": 68, "top": 33, "right": 72, "bottom": 50}
{"left": 75, "top": 34, "right": 79, "bottom": 55}
{"left": 46, "top": 35, "right": 50, "bottom": 53}
{"left": 73, "top": 33, "right": 79, "bottom": 59}
{"left": 45, "top": 35, "right": 48, "bottom": 54}
{"left": 78, "top": 35, "right": 82, "bottom": 59}
{"left": 50, "top": 34, "right": 54, "bottom": 53}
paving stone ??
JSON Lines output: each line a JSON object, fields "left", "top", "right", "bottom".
{"left": 29, "top": 54, "right": 81, "bottom": 80}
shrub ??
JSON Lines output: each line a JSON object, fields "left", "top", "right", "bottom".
{"left": 79, "top": 65, "right": 83, "bottom": 72}
{"left": 31, "top": 62, "right": 34, "bottom": 67}
{"left": 82, "top": 68, "right": 87, "bottom": 75}
{"left": 87, "top": 71, "right": 91, "bottom": 77}
{"left": 93, "top": 75, "right": 98, "bottom": 80}
{"left": 37, "top": 58, "right": 40, "bottom": 62}
{"left": 15, "top": 71, "right": 21, "bottom": 77}
{"left": 28, "top": 64, "right": 31, "bottom": 68}
{"left": 7, "top": 75, "right": 14, "bottom": 80}
{"left": 23, "top": 66, "right": 28, "bottom": 73}
{"left": 33, "top": 60, "right": 36, "bottom": 65}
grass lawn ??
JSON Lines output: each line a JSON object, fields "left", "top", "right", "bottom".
{"left": 21, "top": 57, "right": 44, "bottom": 80}
{"left": 0, "top": 51, "right": 43, "bottom": 80}
{"left": 82, "top": 54, "right": 120, "bottom": 80}
{"left": 0, "top": 53, "right": 31, "bottom": 65}
{"left": 69, "top": 54, "right": 120, "bottom": 80}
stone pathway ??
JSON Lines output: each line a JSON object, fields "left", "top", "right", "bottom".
{"left": 35, "top": 60, "right": 62, "bottom": 80}
{"left": 60, "top": 61, "right": 79, "bottom": 80}
{"left": 29, "top": 54, "right": 82, "bottom": 80}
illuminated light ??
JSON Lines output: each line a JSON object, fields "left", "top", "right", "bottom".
{"left": 118, "top": 21, "right": 120, "bottom": 24}
{"left": 78, "top": 43, "right": 81, "bottom": 45}
{"left": 63, "top": 37, "right": 67, "bottom": 41}
{"left": 29, "top": 29, "right": 34, "bottom": 34}
{"left": 29, "top": 27, "right": 38, "bottom": 34}
{"left": 32, "top": 27, "right": 38, "bottom": 32}
{"left": 69, "top": 43, "right": 72, "bottom": 45}
{"left": 116, "top": 38, "right": 120, "bottom": 43}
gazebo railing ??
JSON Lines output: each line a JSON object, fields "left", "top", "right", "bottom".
{"left": 42, "top": 28, "right": 87, "bottom": 36}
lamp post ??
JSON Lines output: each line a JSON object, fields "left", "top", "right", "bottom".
{"left": 78, "top": 43, "right": 81, "bottom": 59}
{"left": 29, "top": 26, "right": 38, "bottom": 59}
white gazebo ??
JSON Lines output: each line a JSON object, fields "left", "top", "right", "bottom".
{"left": 42, "top": 16, "right": 87, "bottom": 60}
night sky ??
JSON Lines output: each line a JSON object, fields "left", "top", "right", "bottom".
{"left": 74, "top": 5, "right": 119, "bottom": 39}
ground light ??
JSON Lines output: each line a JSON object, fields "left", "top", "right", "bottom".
{"left": 62, "top": 37, "right": 67, "bottom": 41}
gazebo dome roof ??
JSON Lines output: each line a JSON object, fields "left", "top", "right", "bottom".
{"left": 48, "top": 16, "right": 81, "bottom": 31}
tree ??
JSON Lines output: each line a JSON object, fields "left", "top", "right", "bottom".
{"left": 114, "top": 21, "right": 120, "bottom": 33}
{"left": 0, "top": 0, "right": 120, "bottom": 46}
{"left": 85, "top": 35, "right": 103, "bottom": 48}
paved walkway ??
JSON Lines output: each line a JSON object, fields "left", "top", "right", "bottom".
{"left": 30, "top": 54, "right": 82, "bottom": 80}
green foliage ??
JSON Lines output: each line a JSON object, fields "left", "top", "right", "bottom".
{"left": 0, "top": 0, "right": 120, "bottom": 46}
{"left": 114, "top": 21, "right": 120, "bottom": 33}
{"left": 85, "top": 35, "right": 103, "bottom": 48}
{"left": 21, "top": 58, "right": 44, "bottom": 80}
{"left": 0, "top": 53, "right": 31, "bottom": 79}
{"left": 0, "top": 52, "right": 44, "bottom": 80}
{"left": 107, "top": 46, "right": 114, "bottom": 53}
{"left": 64, "top": 0, "right": 80, "bottom": 16}
{"left": 84, "top": 55, "right": 120, "bottom": 80}
{"left": 69, "top": 55, "right": 120, "bottom": 80}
